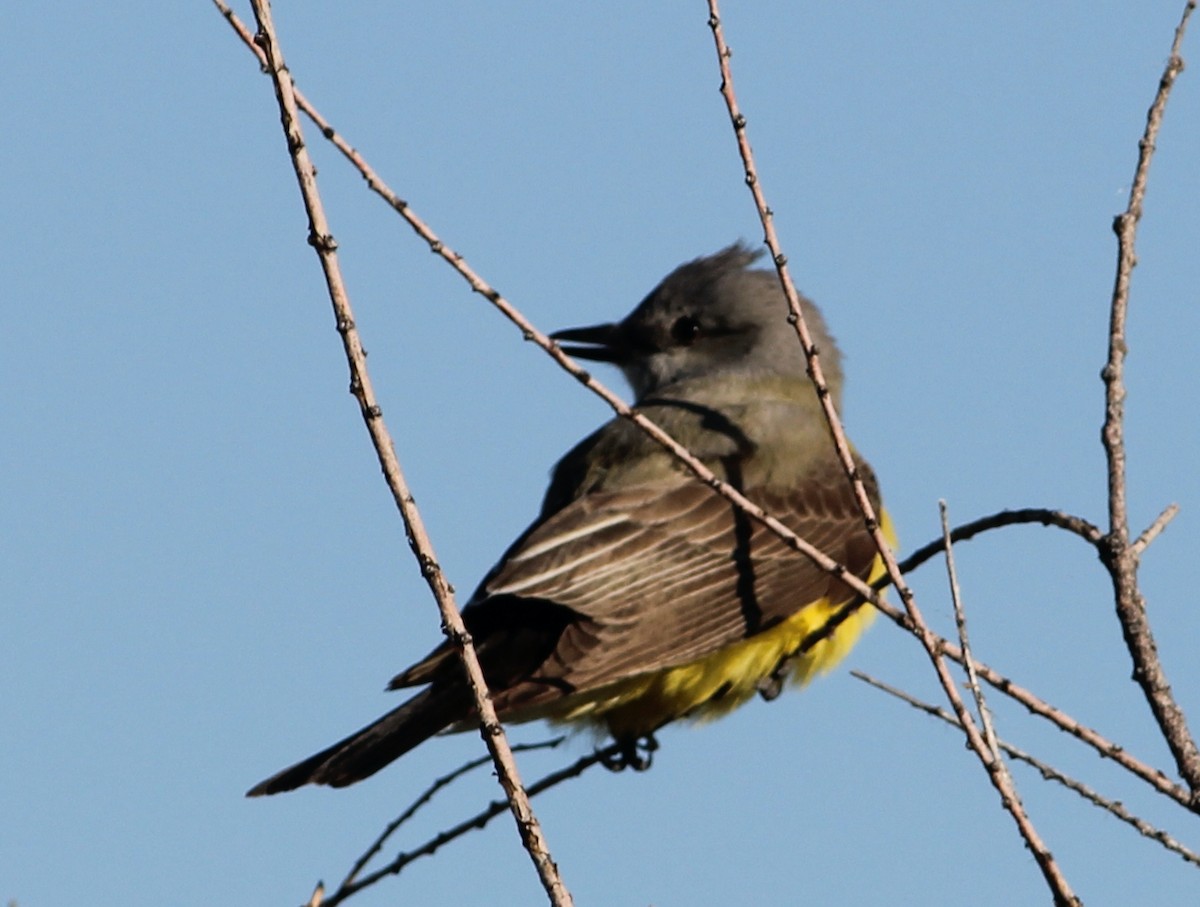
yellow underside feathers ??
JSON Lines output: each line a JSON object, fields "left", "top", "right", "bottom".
{"left": 549, "top": 509, "right": 895, "bottom": 740}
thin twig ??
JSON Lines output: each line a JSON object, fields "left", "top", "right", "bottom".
{"left": 965, "top": 651, "right": 1191, "bottom": 810}
{"left": 324, "top": 743, "right": 622, "bottom": 907}
{"left": 888, "top": 517, "right": 1191, "bottom": 810}
{"left": 939, "top": 501, "right": 1069, "bottom": 891}
{"left": 895, "top": 508, "right": 1102, "bottom": 578}
{"left": 1100, "top": 0, "right": 1200, "bottom": 800}
{"left": 340, "top": 737, "right": 567, "bottom": 891}
{"left": 1131, "top": 502, "right": 1181, "bottom": 558}
{"left": 765, "top": 508, "right": 1191, "bottom": 812}
{"left": 706, "top": 5, "right": 1081, "bottom": 902}
{"left": 889, "top": 508, "right": 1191, "bottom": 810}
{"left": 853, "top": 672, "right": 1200, "bottom": 869}
{"left": 245, "top": 3, "right": 571, "bottom": 904}
{"left": 705, "top": 0, "right": 931, "bottom": 697}
{"left": 941, "top": 502, "right": 1001, "bottom": 765}
{"left": 704, "top": 0, "right": 910, "bottom": 626}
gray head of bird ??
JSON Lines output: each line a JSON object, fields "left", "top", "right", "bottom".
{"left": 552, "top": 243, "right": 843, "bottom": 405}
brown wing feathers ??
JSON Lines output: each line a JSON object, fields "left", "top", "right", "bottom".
{"left": 455, "top": 465, "right": 877, "bottom": 696}
{"left": 250, "top": 464, "right": 878, "bottom": 794}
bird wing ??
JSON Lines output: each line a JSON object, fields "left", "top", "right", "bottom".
{"left": 475, "top": 460, "right": 879, "bottom": 694}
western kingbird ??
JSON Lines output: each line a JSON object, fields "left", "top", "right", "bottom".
{"left": 248, "top": 242, "right": 890, "bottom": 795}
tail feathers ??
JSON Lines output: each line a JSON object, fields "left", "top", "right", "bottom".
{"left": 246, "top": 686, "right": 469, "bottom": 796}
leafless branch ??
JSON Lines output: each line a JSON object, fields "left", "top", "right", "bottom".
{"left": 1100, "top": 0, "right": 1199, "bottom": 800}
{"left": 323, "top": 742, "right": 623, "bottom": 906}
{"left": 865, "top": 588, "right": 1192, "bottom": 811}
{"left": 339, "top": 738, "right": 568, "bottom": 892}
{"left": 1131, "top": 503, "right": 1180, "bottom": 558}
{"left": 885, "top": 509, "right": 1192, "bottom": 810}
{"left": 757, "top": 506, "right": 1191, "bottom": 814}
{"left": 968, "top": 652, "right": 1192, "bottom": 811}
{"left": 704, "top": 0, "right": 908, "bottom": 628}
{"left": 939, "top": 501, "right": 1072, "bottom": 896}
{"left": 853, "top": 672, "right": 1200, "bottom": 869}
{"left": 706, "top": 4, "right": 1088, "bottom": 901}
{"left": 895, "top": 508, "right": 1102, "bottom": 577}
{"left": 941, "top": 502, "right": 1002, "bottom": 766}
{"left": 244, "top": 3, "right": 572, "bottom": 904}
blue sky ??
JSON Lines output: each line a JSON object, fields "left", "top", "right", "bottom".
{"left": 4, "top": 3, "right": 1199, "bottom": 905}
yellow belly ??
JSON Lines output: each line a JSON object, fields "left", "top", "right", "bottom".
{"left": 549, "top": 510, "right": 896, "bottom": 739}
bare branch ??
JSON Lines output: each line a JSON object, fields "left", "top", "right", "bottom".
{"left": 760, "top": 506, "right": 1190, "bottom": 814}
{"left": 705, "top": 5, "right": 1088, "bottom": 900}
{"left": 339, "top": 738, "right": 567, "bottom": 892}
{"left": 1131, "top": 502, "right": 1181, "bottom": 558}
{"left": 861, "top": 589, "right": 1193, "bottom": 811}
{"left": 705, "top": 1, "right": 908, "bottom": 631}
{"left": 1100, "top": 0, "right": 1200, "bottom": 799}
{"left": 939, "top": 502, "right": 1075, "bottom": 898}
{"left": 244, "top": 3, "right": 572, "bottom": 903}
{"left": 896, "top": 508, "right": 1102, "bottom": 578}
{"left": 323, "top": 743, "right": 623, "bottom": 907}
{"left": 853, "top": 672, "right": 1200, "bottom": 870}
{"left": 880, "top": 509, "right": 1193, "bottom": 811}
{"left": 941, "top": 502, "right": 1002, "bottom": 766}
{"left": 970, "top": 653, "right": 1193, "bottom": 811}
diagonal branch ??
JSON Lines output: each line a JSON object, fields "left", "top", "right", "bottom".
{"left": 770, "top": 505, "right": 1191, "bottom": 812}
{"left": 705, "top": 5, "right": 1080, "bottom": 903}
{"left": 889, "top": 510, "right": 1193, "bottom": 811}
{"left": 941, "top": 502, "right": 1003, "bottom": 768}
{"left": 323, "top": 742, "right": 622, "bottom": 906}
{"left": 1131, "top": 503, "right": 1180, "bottom": 558}
{"left": 853, "top": 672, "right": 1200, "bottom": 870}
{"left": 244, "top": 3, "right": 572, "bottom": 904}
{"left": 338, "top": 738, "right": 567, "bottom": 893}
{"left": 943, "top": 499, "right": 1074, "bottom": 898}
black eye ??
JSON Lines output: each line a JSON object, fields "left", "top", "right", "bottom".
{"left": 670, "top": 315, "right": 701, "bottom": 345}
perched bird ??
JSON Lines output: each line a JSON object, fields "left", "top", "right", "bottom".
{"left": 248, "top": 243, "right": 891, "bottom": 796}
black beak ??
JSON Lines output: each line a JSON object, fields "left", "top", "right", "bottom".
{"left": 551, "top": 322, "right": 627, "bottom": 364}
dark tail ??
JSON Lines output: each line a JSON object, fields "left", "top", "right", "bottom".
{"left": 246, "top": 685, "right": 470, "bottom": 796}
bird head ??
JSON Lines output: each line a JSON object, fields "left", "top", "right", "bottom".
{"left": 552, "top": 243, "right": 842, "bottom": 404}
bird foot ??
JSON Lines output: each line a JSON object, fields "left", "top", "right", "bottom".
{"left": 599, "top": 735, "right": 658, "bottom": 772}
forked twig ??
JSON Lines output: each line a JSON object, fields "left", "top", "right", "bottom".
{"left": 1100, "top": 0, "right": 1199, "bottom": 800}
{"left": 1131, "top": 503, "right": 1180, "bottom": 558}
{"left": 891, "top": 512, "right": 1190, "bottom": 810}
